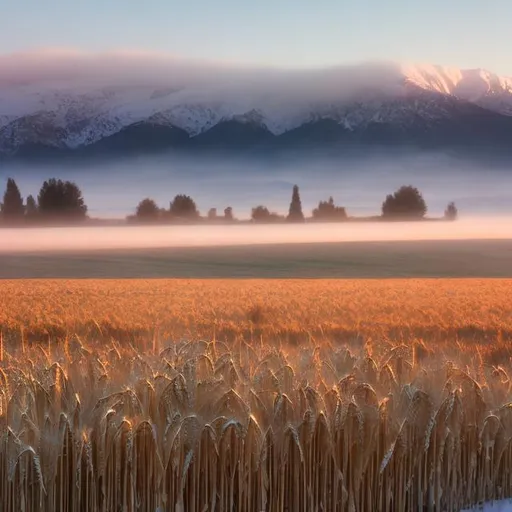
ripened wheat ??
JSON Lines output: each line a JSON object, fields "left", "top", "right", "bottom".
{"left": 0, "top": 279, "right": 511, "bottom": 511}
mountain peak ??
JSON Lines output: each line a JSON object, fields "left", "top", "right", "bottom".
{"left": 401, "top": 62, "right": 512, "bottom": 101}
{"left": 1, "top": 55, "right": 512, "bottom": 157}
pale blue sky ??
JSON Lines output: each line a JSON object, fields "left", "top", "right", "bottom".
{"left": 1, "top": 0, "right": 511, "bottom": 73}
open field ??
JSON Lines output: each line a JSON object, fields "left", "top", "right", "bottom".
{"left": 2, "top": 279, "right": 512, "bottom": 350}
{"left": 1, "top": 238, "right": 512, "bottom": 278}
{"left": 1, "top": 279, "right": 512, "bottom": 511}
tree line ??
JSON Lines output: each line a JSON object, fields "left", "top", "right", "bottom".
{"left": 131, "top": 184, "right": 458, "bottom": 223}
{"left": 1, "top": 177, "right": 458, "bottom": 225}
{"left": 0, "top": 178, "right": 87, "bottom": 223}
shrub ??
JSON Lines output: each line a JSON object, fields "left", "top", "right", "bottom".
{"left": 251, "top": 205, "right": 283, "bottom": 223}
{"left": 135, "top": 198, "right": 160, "bottom": 220}
{"left": 312, "top": 196, "right": 347, "bottom": 221}
{"left": 444, "top": 202, "right": 458, "bottom": 221}
{"left": 224, "top": 206, "right": 234, "bottom": 221}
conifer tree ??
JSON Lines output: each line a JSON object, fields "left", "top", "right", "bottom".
{"left": 25, "top": 195, "right": 38, "bottom": 219}
{"left": 287, "top": 185, "right": 305, "bottom": 222}
{"left": 1, "top": 178, "right": 24, "bottom": 219}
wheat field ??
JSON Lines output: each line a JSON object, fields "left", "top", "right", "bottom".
{"left": 1, "top": 279, "right": 512, "bottom": 511}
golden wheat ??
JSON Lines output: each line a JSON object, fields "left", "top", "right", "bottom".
{"left": 0, "top": 279, "right": 511, "bottom": 511}
{"left": 1, "top": 279, "right": 512, "bottom": 348}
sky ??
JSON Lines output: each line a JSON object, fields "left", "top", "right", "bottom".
{"left": 0, "top": 0, "right": 511, "bottom": 74}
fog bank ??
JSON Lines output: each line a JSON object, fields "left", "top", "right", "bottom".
{"left": 1, "top": 218, "right": 510, "bottom": 253}
{"left": 4, "top": 150, "right": 512, "bottom": 220}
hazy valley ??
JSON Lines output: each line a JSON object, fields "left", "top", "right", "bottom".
{"left": 1, "top": 149, "right": 511, "bottom": 219}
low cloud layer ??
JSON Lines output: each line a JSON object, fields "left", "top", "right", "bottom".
{"left": 0, "top": 49, "right": 406, "bottom": 103}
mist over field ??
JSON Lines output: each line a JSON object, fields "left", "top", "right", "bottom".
{"left": 2, "top": 149, "right": 510, "bottom": 274}
{"left": 2, "top": 149, "right": 512, "bottom": 220}
{"left": 1, "top": 218, "right": 511, "bottom": 254}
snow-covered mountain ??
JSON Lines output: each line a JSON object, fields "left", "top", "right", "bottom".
{"left": 1, "top": 56, "right": 512, "bottom": 157}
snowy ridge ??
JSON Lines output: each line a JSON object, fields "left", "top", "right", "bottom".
{"left": 1, "top": 58, "right": 512, "bottom": 154}
{"left": 402, "top": 63, "right": 512, "bottom": 98}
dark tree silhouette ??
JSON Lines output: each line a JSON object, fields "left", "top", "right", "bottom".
{"left": 25, "top": 195, "right": 38, "bottom": 219}
{"left": 444, "top": 202, "right": 458, "bottom": 221}
{"left": 251, "top": 205, "right": 271, "bottom": 222}
{"left": 37, "top": 179, "right": 87, "bottom": 219}
{"left": 287, "top": 185, "right": 305, "bottom": 222}
{"left": 207, "top": 208, "right": 217, "bottom": 220}
{"left": 169, "top": 195, "right": 199, "bottom": 219}
{"left": 382, "top": 185, "right": 427, "bottom": 219}
{"left": 251, "top": 205, "right": 283, "bottom": 223}
{"left": 135, "top": 198, "right": 160, "bottom": 220}
{"left": 1, "top": 178, "right": 24, "bottom": 219}
{"left": 224, "top": 206, "right": 234, "bottom": 221}
{"left": 312, "top": 196, "right": 347, "bottom": 221}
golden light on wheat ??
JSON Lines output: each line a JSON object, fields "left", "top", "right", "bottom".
{"left": 1, "top": 279, "right": 512, "bottom": 511}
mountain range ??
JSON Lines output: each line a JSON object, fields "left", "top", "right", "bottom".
{"left": 1, "top": 55, "right": 512, "bottom": 159}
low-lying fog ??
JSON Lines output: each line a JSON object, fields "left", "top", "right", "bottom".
{"left": 4, "top": 150, "right": 512, "bottom": 217}
{"left": 1, "top": 149, "right": 511, "bottom": 252}
{"left": 1, "top": 217, "right": 511, "bottom": 253}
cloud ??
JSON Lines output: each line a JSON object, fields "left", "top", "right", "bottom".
{"left": 0, "top": 49, "right": 202, "bottom": 86}
{"left": 0, "top": 49, "right": 412, "bottom": 140}
{"left": 0, "top": 48, "right": 405, "bottom": 99}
